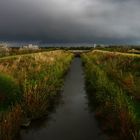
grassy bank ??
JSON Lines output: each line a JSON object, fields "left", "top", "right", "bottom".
{"left": 0, "top": 50, "right": 73, "bottom": 140}
{"left": 82, "top": 50, "right": 140, "bottom": 140}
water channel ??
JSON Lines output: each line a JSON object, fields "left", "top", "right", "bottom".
{"left": 19, "top": 57, "right": 107, "bottom": 140}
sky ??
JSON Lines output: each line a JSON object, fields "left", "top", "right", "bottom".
{"left": 0, "top": 0, "right": 140, "bottom": 44}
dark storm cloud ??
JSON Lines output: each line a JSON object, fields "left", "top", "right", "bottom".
{"left": 0, "top": 0, "right": 140, "bottom": 43}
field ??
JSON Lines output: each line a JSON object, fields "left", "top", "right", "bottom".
{"left": 0, "top": 50, "right": 73, "bottom": 140}
{"left": 0, "top": 48, "right": 140, "bottom": 140}
{"left": 82, "top": 50, "right": 140, "bottom": 140}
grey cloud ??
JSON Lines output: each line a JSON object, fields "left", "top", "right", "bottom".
{"left": 0, "top": 0, "right": 140, "bottom": 43}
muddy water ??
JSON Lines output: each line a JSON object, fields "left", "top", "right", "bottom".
{"left": 19, "top": 57, "right": 107, "bottom": 140}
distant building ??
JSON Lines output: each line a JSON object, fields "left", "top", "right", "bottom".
{"left": 20, "top": 44, "right": 39, "bottom": 50}
{"left": 93, "top": 44, "right": 97, "bottom": 48}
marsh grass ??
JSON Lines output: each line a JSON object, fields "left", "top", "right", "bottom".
{"left": 0, "top": 50, "right": 73, "bottom": 140}
{"left": 82, "top": 50, "right": 140, "bottom": 140}
{"left": 0, "top": 105, "right": 22, "bottom": 140}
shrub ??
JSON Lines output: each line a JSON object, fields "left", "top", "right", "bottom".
{"left": 0, "top": 73, "right": 21, "bottom": 108}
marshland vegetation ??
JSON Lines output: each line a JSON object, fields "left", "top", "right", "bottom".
{"left": 0, "top": 47, "right": 140, "bottom": 140}
{"left": 82, "top": 50, "right": 140, "bottom": 140}
{"left": 0, "top": 50, "right": 73, "bottom": 140}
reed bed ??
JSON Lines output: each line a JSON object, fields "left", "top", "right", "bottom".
{"left": 0, "top": 50, "right": 73, "bottom": 140}
{"left": 82, "top": 50, "right": 140, "bottom": 140}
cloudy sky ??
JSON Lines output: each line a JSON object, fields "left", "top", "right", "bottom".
{"left": 0, "top": 0, "right": 140, "bottom": 44}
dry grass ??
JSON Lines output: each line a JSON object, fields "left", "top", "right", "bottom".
{"left": 82, "top": 50, "right": 140, "bottom": 140}
{"left": 0, "top": 50, "right": 73, "bottom": 140}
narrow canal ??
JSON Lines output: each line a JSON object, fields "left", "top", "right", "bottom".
{"left": 19, "top": 57, "right": 107, "bottom": 140}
